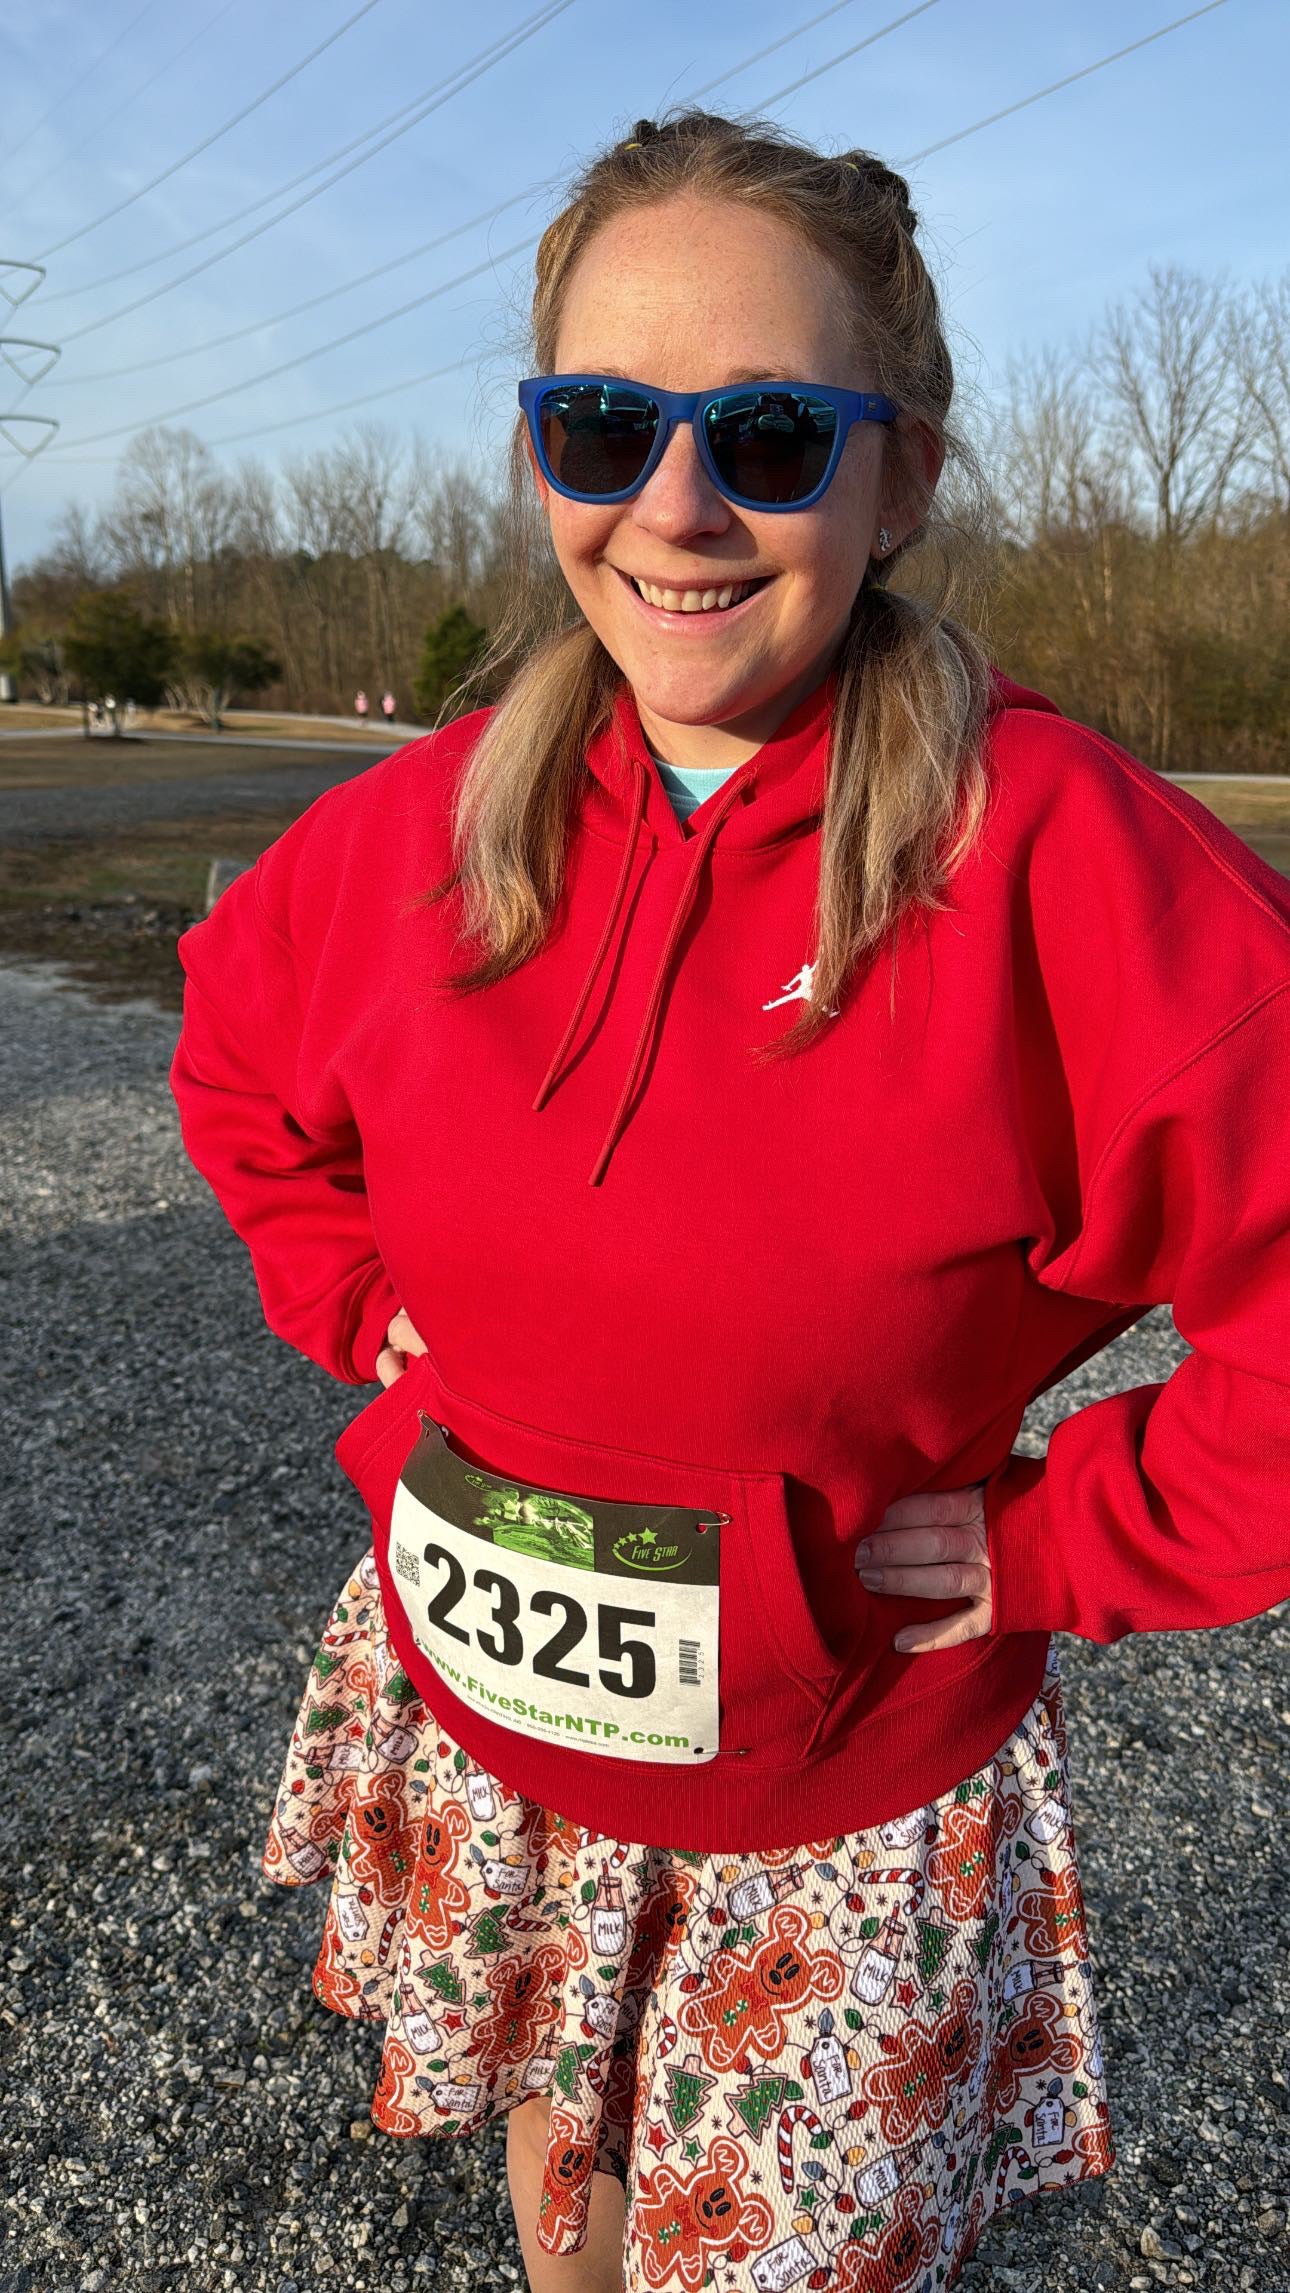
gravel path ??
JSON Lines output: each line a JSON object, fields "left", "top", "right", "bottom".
{"left": 2, "top": 956, "right": 1286, "bottom": 2293}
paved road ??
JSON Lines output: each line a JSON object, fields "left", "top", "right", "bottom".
{"left": 2, "top": 956, "right": 1286, "bottom": 2293}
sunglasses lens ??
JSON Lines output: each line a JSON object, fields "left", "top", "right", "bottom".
{"left": 705, "top": 389, "right": 838, "bottom": 504}
{"left": 538, "top": 383, "right": 659, "bottom": 496}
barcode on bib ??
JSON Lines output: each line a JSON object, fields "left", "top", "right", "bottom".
{"left": 679, "top": 1638, "right": 703, "bottom": 1685}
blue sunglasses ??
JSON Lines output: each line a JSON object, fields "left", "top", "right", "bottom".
{"left": 518, "top": 374, "right": 899, "bottom": 512}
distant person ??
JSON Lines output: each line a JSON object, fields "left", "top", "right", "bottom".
{"left": 380, "top": 690, "right": 396, "bottom": 724}
{"left": 354, "top": 689, "right": 369, "bottom": 724}
{"left": 168, "top": 106, "right": 1290, "bottom": 2293}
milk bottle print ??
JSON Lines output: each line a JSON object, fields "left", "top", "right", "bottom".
{"left": 464, "top": 1766, "right": 497, "bottom": 1823}
{"left": 727, "top": 1862, "right": 805, "bottom": 1921}
{"left": 850, "top": 1905, "right": 904, "bottom": 2004}
{"left": 807, "top": 2008, "right": 851, "bottom": 2105}
{"left": 1002, "top": 1957, "right": 1063, "bottom": 2001}
{"left": 283, "top": 1832, "right": 327, "bottom": 1882}
{"left": 590, "top": 1871, "right": 627, "bottom": 1956}
{"left": 1026, "top": 1796, "right": 1066, "bottom": 1844}
{"left": 853, "top": 2146, "right": 913, "bottom": 2205}
{"left": 400, "top": 1978, "right": 444, "bottom": 2054}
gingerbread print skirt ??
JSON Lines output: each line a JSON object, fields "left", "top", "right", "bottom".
{"left": 261, "top": 1546, "right": 1115, "bottom": 2291}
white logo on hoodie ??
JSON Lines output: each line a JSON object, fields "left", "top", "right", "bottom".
{"left": 762, "top": 960, "right": 839, "bottom": 1017}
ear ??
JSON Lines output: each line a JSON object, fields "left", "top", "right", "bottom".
{"left": 885, "top": 413, "right": 945, "bottom": 538}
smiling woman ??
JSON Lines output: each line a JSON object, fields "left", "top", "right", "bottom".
{"left": 169, "top": 98, "right": 1290, "bottom": 2293}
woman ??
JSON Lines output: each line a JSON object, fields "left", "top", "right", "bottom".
{"left": 169, "top": 110, "right": 1290, "bottom": 2293}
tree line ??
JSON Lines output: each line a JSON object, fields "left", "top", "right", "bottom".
{"left": 6, "top": 262, "right": 1290, "bottom": 771}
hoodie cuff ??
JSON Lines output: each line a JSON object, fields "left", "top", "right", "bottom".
{"left": 344, "top": 1263, "right": 405, "bottom": 1386}
{"left": 982, "top": 1448, "right": 1066, "bottom": 1637}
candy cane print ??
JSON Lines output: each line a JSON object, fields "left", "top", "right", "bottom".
{"left": 777, "top": 2102, "right": 833, "bottom": 2195}
{"left": 579, "top": 1833, "right": 633, "bottom": 1869}
{"left": 864, "top": 1868, "right": 927, "bottom": 1914}
{"left": 992, "top": 2140, "right": 1031, "bottom": 2212}
{"left": 656, "top": 2012, "right": 679, "bottom": 2064}
{"left": 376, "top": 1905, "right": 403, "bottom": 1967}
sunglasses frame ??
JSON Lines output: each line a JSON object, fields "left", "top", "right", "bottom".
{"left": 518, "top": 374, "right": 900, "bottom": 513}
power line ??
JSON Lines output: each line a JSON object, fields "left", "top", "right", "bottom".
{"left": 48, "top": 2, "right": 577, "bottom": 346}
{"left": 1, "top": 0, "right": 163, "bottom": 177}
{"left": 42, "top": 234, "right": 543, "bottom": 450}
{"left": 754, "top": 0, "right": 1225, "bottom": 111}
{"left": 39, "top": 0, "right": 924, "bottom": 378}
{"left": 34, "top": 5, "right": 576, "bottom": 308}
{"left": 45, "top": 193, "right": 555, "bottom": 386}
{"left": 33, "top": 0, "right": 386, "bottom": 261}
{"left": 691, "top": 0, "right": 943, "bottom": 98}
{"left": 901, "top": 0, "right": 1229, "bottom": 162}
{"left": 39, "top": 0, "right": 1232, "bottom": 462}
{"left": 212, "top": 348, "right": 484, "bottom": 448}
{"left": 6, "top": 0, "right": 245, "bottom": 222}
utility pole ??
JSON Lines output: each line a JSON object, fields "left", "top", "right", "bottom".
{"left": 0, "top": 491, "right": 12, "bottom": 703}
{"left": 0, "top": 259, "right": 58, "bottom": 703}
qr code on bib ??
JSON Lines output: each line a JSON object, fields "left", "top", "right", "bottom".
{"left": 393, "top": 1541, "right": 422, "bottom": 1588}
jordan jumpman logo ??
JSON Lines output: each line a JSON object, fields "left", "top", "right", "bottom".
{"left": 762, "top": 960, "right": 839, "bottom": 1017}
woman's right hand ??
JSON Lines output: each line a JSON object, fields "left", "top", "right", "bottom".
{"left": 375, "top": 1307, "right": 429, "bottom": 1387}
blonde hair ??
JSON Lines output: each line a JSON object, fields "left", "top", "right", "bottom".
{"left": 420, "top": 106, "right": 998, "bottom": 1052}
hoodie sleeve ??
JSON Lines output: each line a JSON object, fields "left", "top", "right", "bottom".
{"left": 983, "top": 973, "right": 1290, "bottom": 1642}
{"left": 168, "top": 846, "right": 402, "bottom": 1387}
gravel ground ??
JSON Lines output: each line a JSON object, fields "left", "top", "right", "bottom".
{"left": 2, "top": 955, "right": 1287, "bottom": 2293}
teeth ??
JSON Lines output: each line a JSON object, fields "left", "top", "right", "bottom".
{"left": 633, "top": 577, "right": 760, "bottom": 612}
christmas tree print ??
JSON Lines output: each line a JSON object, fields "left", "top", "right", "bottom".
{"left": 423, "top": 1959, "right": 465, "bottom": 2005}
{"left": 467, "top": 1905, "right": 509, "bottom": 1957}
{"left": 726, "top": 2068, "right": 804, "bottom": 2139}
{"left": 664, "top": 2053, "right": 717, "bottom": 2136}
{"left": 916, "top": 1914, "right": 954, "bottom": 1986}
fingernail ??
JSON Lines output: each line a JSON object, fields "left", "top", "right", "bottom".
{"left": 855, "top": 1541, "right": 872, "bottom": 1562}
{"left": 894, "top": 1632, "right": 918, "bottom": 1651}
{"left": 857, "top": 1569, "right": 883, "bottom": 1589}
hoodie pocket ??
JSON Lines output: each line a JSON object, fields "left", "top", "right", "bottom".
{"left": 334, "top": 1351, "right": 434, "bottom": 1490}
{"left": 334, "top": 1348, "right": 842, "bottom": 1770}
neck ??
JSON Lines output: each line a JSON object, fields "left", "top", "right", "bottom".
{"left": 633, "top": 627, "right": 846, "bottom": 772}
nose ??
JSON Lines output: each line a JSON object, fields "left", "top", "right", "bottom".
{"left": 630, "top": 413, "right": 731, "bottom": 541}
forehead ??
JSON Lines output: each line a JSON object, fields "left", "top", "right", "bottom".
{"left": 554, "top": 194, "right": 857, "bottom": 380}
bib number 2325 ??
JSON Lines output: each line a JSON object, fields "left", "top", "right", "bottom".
{"left": 387, "top": 1414, "right": 722, "bottom": 1764}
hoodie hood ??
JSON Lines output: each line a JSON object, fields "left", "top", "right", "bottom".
{"left": 531, "top": 661, "right": 1061, "bottom": 1186}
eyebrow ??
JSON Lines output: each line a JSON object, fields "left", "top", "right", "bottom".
{"left": 594, "top": 364, "right": 802, "bottom": 385}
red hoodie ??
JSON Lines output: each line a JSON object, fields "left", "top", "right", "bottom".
{"left": 169, "top": 665, "right": 1290, "bottom": 1850}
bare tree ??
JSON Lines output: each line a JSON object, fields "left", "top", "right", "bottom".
{"left": 104, "top": 425, "right": 238, "bottom": 629}
{"left": 1091, "top": 264, "right": 1253, "bottom": 546}
{"left": 335, "top": 423, "right": 419, "bottom": 689}
{"left": 1227, "top": 271, "right": 1290, "bottom": 512}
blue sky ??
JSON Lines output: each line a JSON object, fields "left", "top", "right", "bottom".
{"left": 2, "top": 0, "right": 1286, "bottom": 570}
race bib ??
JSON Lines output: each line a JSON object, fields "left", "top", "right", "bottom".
{"left": 387, "top": 1413, "right": 723, "bottom": 1763}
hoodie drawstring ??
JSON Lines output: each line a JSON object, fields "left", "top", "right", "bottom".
{"left": 532, "top": 756, "right": 756, "bottom": 1187}
{"left": 531, "top": 753, "right": 649, "bottom": 1120}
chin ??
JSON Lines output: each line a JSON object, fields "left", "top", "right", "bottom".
{"left": 608, "top": 643, "right": 775, "bottom": 729}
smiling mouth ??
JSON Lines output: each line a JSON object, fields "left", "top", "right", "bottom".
{"left": 616, "top": 568, "right": 774, "bottom": 614}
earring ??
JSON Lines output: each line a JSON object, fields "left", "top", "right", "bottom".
{"left": 878, "top": 527, "right": 891, "bottom": 554}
